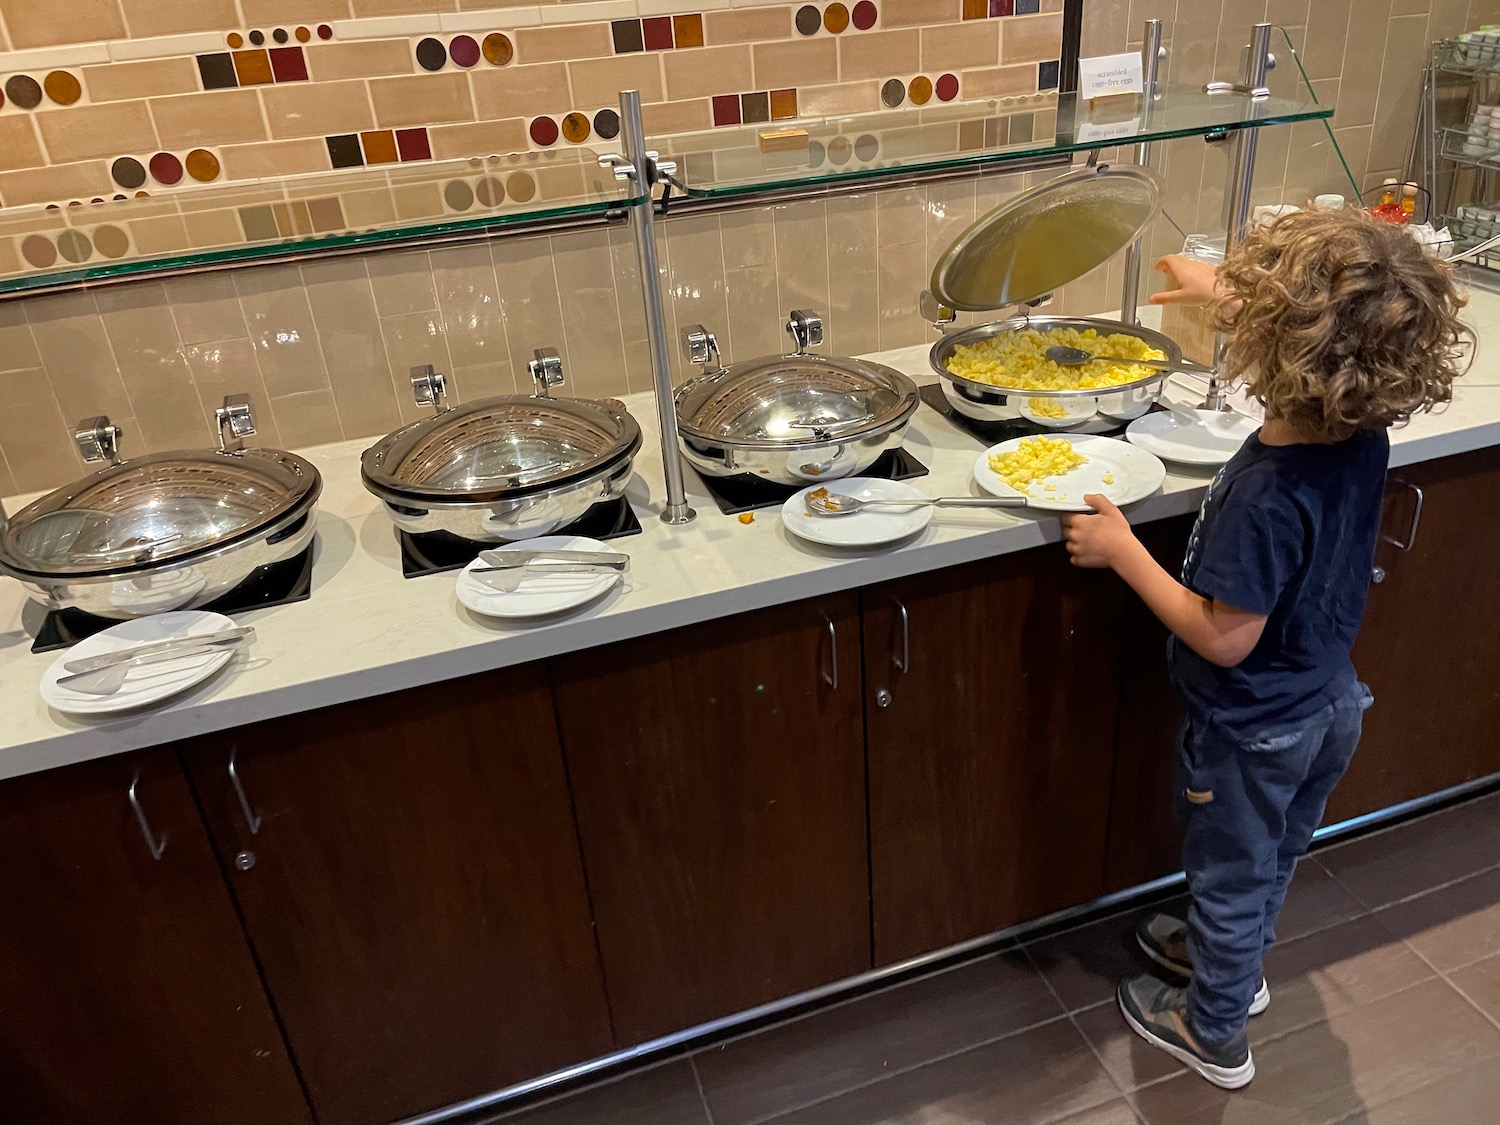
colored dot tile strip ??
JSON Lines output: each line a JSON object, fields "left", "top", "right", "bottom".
{"left": 712, "top": 89, "right": 799, "bottom": 127}
{"left": 325, "top": 128, "right": 432, "bottom": 168}
{"left": 413, "top": 31, "right": 518, "bottom": 69}
{"left": 611, "top": 13, "right": 704, "bottom": 52}
{"left": 198, "top": 46, "right": 309, "bottom": 89}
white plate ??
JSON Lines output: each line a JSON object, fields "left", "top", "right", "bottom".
{"left": 456, "top": 535, "right": 621, "bottom": 619}
{"left": 973, "top": 435, "right": 1167, "bottom": 513}
{"left": 40, "top": 611, "right": 237, "bottom": 716}
{"left": 1126, "top": 409, "right": 1258, "bottom": 466}
{"left": 781, "top": 479, "right": 933, "bottom": 548}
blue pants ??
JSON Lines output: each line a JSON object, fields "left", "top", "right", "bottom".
{"left": 1175, "top": 679, "right": 1373, "bottom": 1042}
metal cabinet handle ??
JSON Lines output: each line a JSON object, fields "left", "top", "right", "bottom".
{"left": 820, "top": 614, "right": 838, "bottom": 690}
{"left": 127, "top": 772, "right": 167, "bottom": 860}
{"left": 1382, "top": 481, "right": 1424, "bottom": 552}
{"left": 227, "top": 749, "right": 262, "bottom": 835}
{"left": 891, "top": 597, "right": 909, "bottom": 675}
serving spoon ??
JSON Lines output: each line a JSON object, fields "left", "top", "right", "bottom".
{"left": 805, "top": 492, "right": 1027, "bottom": 516}
{"left": 1043, "top": 345, "right": 1218, "bottom": 377}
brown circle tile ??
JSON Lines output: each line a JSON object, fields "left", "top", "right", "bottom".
{"left": 416, "top": 37, "right": 447, "bottom": 71}
{"left": 20, "top": 235, "right": 56, "bottom": 269}
{"left": 227, "top": 32, "right": 244, "bottom": 48}
{"left": 273, "top": 27, "right": 289, "bottom": 44}
{"left": 44, "top": 71, "right": 82, "bottom": 106}
{"left": 795, "top": 5, "right": 822, "bottom": 35}
{"left": 482, "top": 33, "right": 513, "bottom": 66}
{"left": 94, "top": 225, "right": 130, "bottom": 259}
{"left": 185, "top": 149, "right": 221, "bottom": 182}
{"left": 296, "top": 26, "right": 311, "bottom": 43}
{"left": 824, "top": 3, "right": 850, "bottom": 33}
{"left": 852, "top": 0, "right": 878, "bottom": 29}
{"left": 249, "top": 29, "right": 265, "bottom": 45}
{"left": 593, "top": 108, "right": 620, "bottom": 140}
{"left": 5, "top": 75, "right": 42, "bottom": 110}
{"left": 881, "top": 77, "right": 905, "bottom": 107}
{"left": 476, "top": 176, "right": 506, "bottom": 207}
{"left": 561, "top": 112, "right": 591, "bottom": 143}
{"left": 444, "top": 180, "right": 475, "bottom": 211}
{"left": 111, "top": 156, "right": 147, "bottom": 189}
{"left": 57, "top": 230, "right": 92, "bottom": 264}
{"left": 506, "top": 172, "right": 537, "bottom": 203}
{"left": 909, "top": 74, "right": 933, "bottom": 105}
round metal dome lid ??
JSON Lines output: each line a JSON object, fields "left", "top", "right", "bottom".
{"left": 675, "top": 353, "right": 919, "bottom": 449}
{"left": 361, "top": 395, "right": 642, "bottom": 506}
{"left": 0, "top": 448, "right": 321, "bottom": 578}
{"left": 930, "top": 165, "right": 1163, "bottom": 312}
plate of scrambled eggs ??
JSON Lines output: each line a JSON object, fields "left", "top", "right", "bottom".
{"left": 973, "top": 435, "right": 1166, "bottom": 513}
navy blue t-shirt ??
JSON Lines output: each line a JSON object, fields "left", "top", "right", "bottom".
{"left": 1169, "top": 427, "right": 1390, "bottom": 737}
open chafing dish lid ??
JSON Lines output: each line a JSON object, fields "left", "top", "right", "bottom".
{"left": 361, "top": 396, "right": 642, "bottom": 506}
{"left": 1, "top": 448, "right": 321, "bottom": 578}
{"left": 675, "top": 352, "right": 919, "bottom": 449}
{"left": 929, "top": 165, "right": 1163, "bottom": 313}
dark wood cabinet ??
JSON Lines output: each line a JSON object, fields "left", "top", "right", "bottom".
{"left": 1328, "top": 445, "right": 1500, "bottom": 822}
{"left": 863, "top": 550, "right": 1129, "bottom": 964}
{"left": 0, "top": 747, "right": 310, "bottom": 1125}
{"left": 552, "top": 594, "right": 869, "bottom": 1044}
{"left": 181, "top": 664, "right": 613, "bottom": 1125}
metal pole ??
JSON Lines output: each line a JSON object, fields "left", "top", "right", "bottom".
{"left": 616, "top": 90, "right": 695, "bottom": 525}
{"left": 1205, "top": 22, "right": 1273, "bottom": 412}
{"left": 1118, "top": 19, "right": 1164, "bottom": 325}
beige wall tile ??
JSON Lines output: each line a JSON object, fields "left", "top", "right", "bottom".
{"left": 183, "top": 338, "right": 285, "bottom": 451}
{"left": 307, "top": 39, "right": 415, "bottom": 81}
{"left": 95, "top": 283, "right": 216, "bottom": 451}
{"left": 0, "top": 118, "right": 44, "bottom": 174}
{"left": 706, "top": 6, "right": 792, "bottom": 44}
{"left": 825, "top": 192, "right": 879, "bottom": 357}
{"left": 366, "top": 250, "right": 438, "bottom": 316}
{"left": 719, "top": 209, "right": 777, "bottom": 270}
{"left": 1001, "top": 12, "right": 1064, "bottom": 64}
{"left": 153, "top": 90, "right": 269, "bottom": 149}
{"left": 380, "top": 312, "right": 455, "bottom": 424}
{"left": 429, "top": 119, "right": 529, "bottom": 159}
{"left": 235, "top": 265, "right": 333, "bottom": 397}
{"left": 25, "top": 292, "right": 133, "bottom": 424}
{"left": 1081, "top": 0, "right": 1130, "bottom": 56}
{"left": 491, "top": 235, "right": 564, "bottom": 382}
{"left": 0, "top": 367, "right": 85, "bottom": 493}
{"left": 665, "top": 45, "right": 753, "bottom": 100}
{"left": 240, "top": 0, "right": 352, "bottom": 21}
{"left": 643, "top": 98, "right": 713, "bottom": 134}
{"left": 393, "top": 182, "right": 443, "bottom": 219}
{"left": 184, "top": 208, "right": 244, "bottom": 249}
{"left": 370, "top": 72, "right": 475, "bottom": 128}
{"left": 660, "top": 215, "right": 727, "bottom": 381}
{"left": 264, "top": 80, "right": 377, "bottom": 139}
{"left": 559, "top": 285, "right": 630, "bottom": 399}
{"left": 880, "top": 0, "right": 962, "bottom": 28}
{"left": 876, "top": 236, "right": 926, "bottom": 350}
{"left": 119, "top": 0, "right": 238, "bottom": 36}
{"left": 753, "top": 39, "right": 838, "bottom": 89}
{"left": 839, "top": 28, "right": 922, "bottom": 80}
{"left": 570, "top": 55, "right": 665, "bottom": 106}
{"left": 0, "top": 162, "right": 108, "bottom": 205}
{"left": 270, "top": 389, "right": 345, "bottom": 448}
{"left": 166, "top": 275, "right": 251, "bottom": 345}
{"left": 0, "top": 303, "right": 41, "bottom": 373}
{"left": 431, "top": 243, "right": 511, "bottom": 369}
{"left": 771, "top": 199, "right": 829, "bottom": 329}
{"left": 449, "top": 362, "right": 516, "bottom": 401}
{"left": 342, "top": 188, "right": 399, "bottom": 228}
{"left": 472, "top": 63, "right": 573, "bottom": 118}
{"left": 1367, "top": 13, "right": 1429, "bottom": 171}
{"left": 220, "top": 138, "right": 330, "bottom": 180}
{"left": 722, "top": 265, "right": 783, "bottom": 368}
{"left": 517, "top": 22, "right": 613, "bottom": 63}
{"left": 960, "top": 64, "right": 1038, "bottom": 99}
{"left": 876, "top": 185, "right": 925, "bottom": 247}
{"left": 131, "top": 215, "right": 191, "bottom": 255}
{"left": 0, "top": 0, "right": 126, "bottom": 48}
{"left": 36, "top": 103, "right": 157, "bottom": 164}
{"left": 0, "top": 455, "right": 16, "bottom": 500}
{"left": 353, "top": 0, "right": 457, "bottom": 13}
{"left": 796, "top": 79, "right": 878, "bottom": 116}
{"left": 921, "top": 22, "right": 1001, "bottom": 70}
{"left": 302, "top": 258, "right": 401, "bottom": 441}
{"left": 84, "top": 58, "right": 201, "bottom": 103}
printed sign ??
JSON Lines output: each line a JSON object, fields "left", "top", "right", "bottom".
{"left": 1079, "top": 52, "right": 1144, "bottom": 101}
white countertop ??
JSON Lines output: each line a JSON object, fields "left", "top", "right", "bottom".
{"left": 5, "top": 298, "right": 1500, "bottom": 781}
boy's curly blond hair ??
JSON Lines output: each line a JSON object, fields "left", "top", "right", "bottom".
{"left": 1212, "top": 207, "right": 1472, "bottom": 441}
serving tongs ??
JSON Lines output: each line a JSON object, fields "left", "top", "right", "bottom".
{"left": 470, "top": 548, "right": 630, "bottom": 593}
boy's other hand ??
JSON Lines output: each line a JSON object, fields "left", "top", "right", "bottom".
{"left": 1150, "top": 254, "right": 1218, "bottom": 307}
{"left": 1061, "top": 495, "right": 1136, "bottom": 569}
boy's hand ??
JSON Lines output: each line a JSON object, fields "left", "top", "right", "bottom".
{"left": 1149, "top": 254, "right": 1219, "bottom": 307}
{"left": 1061, "top": 495, "right": 1138, "bottom": 569}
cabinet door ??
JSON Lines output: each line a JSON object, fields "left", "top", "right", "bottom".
{"left": 553, "top": 594, "right": 868, "bottom": 1045}
{"left": 182, "top": 664, "right": 612, "bottom": 1125}
{"left": 1328, "top": 446, "right": 1500, "bottom": 822}
{"left": 0, "top": 748, "right": 309, "bottom": 1125}
{"left": 864, "top": 550, "right": 1128, "bottom": 964}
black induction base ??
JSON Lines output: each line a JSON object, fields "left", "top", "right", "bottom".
{"left": 918, "top": 382, "right": 1155, "bottom": 443}
{"left": 397, "top": 496, "right": 643, "bottom": 579}
{"left": 30, "top": 545, "right": 316, "bottom": 654}
{"left": 695, "top": 447, "right": 931, "bottom": 516}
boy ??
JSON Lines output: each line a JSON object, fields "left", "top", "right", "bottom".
{"left": 1061, "top": 208, "right": 1471, "bottom": 1088}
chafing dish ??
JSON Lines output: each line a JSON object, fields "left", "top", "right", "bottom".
{"left": 361, "top": 352, "right": 641, "bottom": 542}
{"left": 0, "top": 397, "right": 321, "bottom": 618}
{"left": 674, "top": 310, "right": 920, "bottom": 486}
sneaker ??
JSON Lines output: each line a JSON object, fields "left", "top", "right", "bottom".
{"left": 1117, "top": 974, "right": 1256, "bottom": 1089}
{"left": 1136, "top": 913, "right": 1271, "bottom": 1017}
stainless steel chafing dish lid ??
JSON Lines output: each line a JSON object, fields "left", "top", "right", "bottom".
{"left": 930, "top": 165, "right": 1163, "bottom": 312}
{"left": 0, "top": 448, "right": 321, "bottom": 579}
{"left": 675, "top": 354, "right": 919, "bottom": 449}
{"left": 361, "top": 396, "right": 642, "bottom": 506}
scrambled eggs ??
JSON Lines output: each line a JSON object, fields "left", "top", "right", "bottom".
{"left": 947, "top": 326, "right": 1166, "bottom": 390}
{"left": 1027, "top": 397, "right": 1068, "bottom": 419}
{"left": 987, "top": 437, "right": 1087, "bottom": 494}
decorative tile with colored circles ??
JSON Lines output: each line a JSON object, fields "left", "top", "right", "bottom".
{"left": 711, "top": 88, "right": 799, "bottom": 127}
{"left": 610, "top": 13, "right": 704, "bottom": 53}
{"left": 964, "top": 0, "right": 1013, "bottom": 17}
{"left": 411, "top": 31, "right": 522, "bottom": 70}
{"left": 325, "top": 128, "right": 433, "bottom": 168}
{"left": 794, "top": 2, "right": 875, "bottom": 35}
{"left": 197, "top": 47, "right": 308, "bottom": 89}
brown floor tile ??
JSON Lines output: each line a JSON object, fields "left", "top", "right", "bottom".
{"left": 1273, "top": 860, "right": 1367, "bottom": 943}
{"left": 1254, "top": 914, "right": 1436, "bottom": 1045}
{"left": 1375, "top": 866, "right": 1500, "bottom": 972}
{"left": 488, "top": 1059, "right": 709, "bottom": 1125}
{"left": 1317, "top": 791, "right": 1500, "bottom": 910}
{"left": 1073, "top": 998, "right": 1185, "bottom": 1091}
{"left": 760, "top": 1019, "right": 1121, "bottom": 1125}
{"left": 1026, "top": 911, "right": 1160, "bottom": 1013}
{"left": 1053, "top": 1101, "right": 1145, "bottom": 1125}
{"left": 1134, "top": 978, "right": 1500, "bottom": 1125}
{"left": 1349, "top": 1057, "right": 1500, "bottom": 1124}
{"left": 695, "top": 950, "right": 1066, "bottom": 1125}
{"left": 1448, "top": 951, "right": 1500, "bottom": 1023}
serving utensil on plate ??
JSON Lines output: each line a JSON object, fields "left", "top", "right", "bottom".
{"left": 1043, "top": 345, "right": 1217, "bottom": 377}
{"left": 62, "top": 625, "right": 255, "bottom": 674}
{"left": 804, "top": 492, "right": 1026, "bottom": 517}
{"left": 477, "top": 548, "right": 629, "bottom": 570}
{"left": 56, "top": 636, "right": 253, "bottom": 696}
{"left": 471, "top": 562, "right": 625, "bottom": 593}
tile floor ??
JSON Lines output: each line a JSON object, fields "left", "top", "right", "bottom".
{"left": 492, "top": 789, "right": 1500, "bottom": 1125}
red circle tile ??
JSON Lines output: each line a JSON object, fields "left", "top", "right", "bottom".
{"left": 852, "top": 1, "right": 878, "bottom": 30}
{"left": 317, "top": 23, "right": 333, "bottom": 40}
{"left": 149, "top": 152, "right": 184, "bottom": 185}
{"left": 529, "top": 116, "right": 559, "bottom": 146}
{"left": 935, "top": 72, "right": 959, "bottom": 101}
{"left": 449, "top": 34, "right": 480, "bottom": 68}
